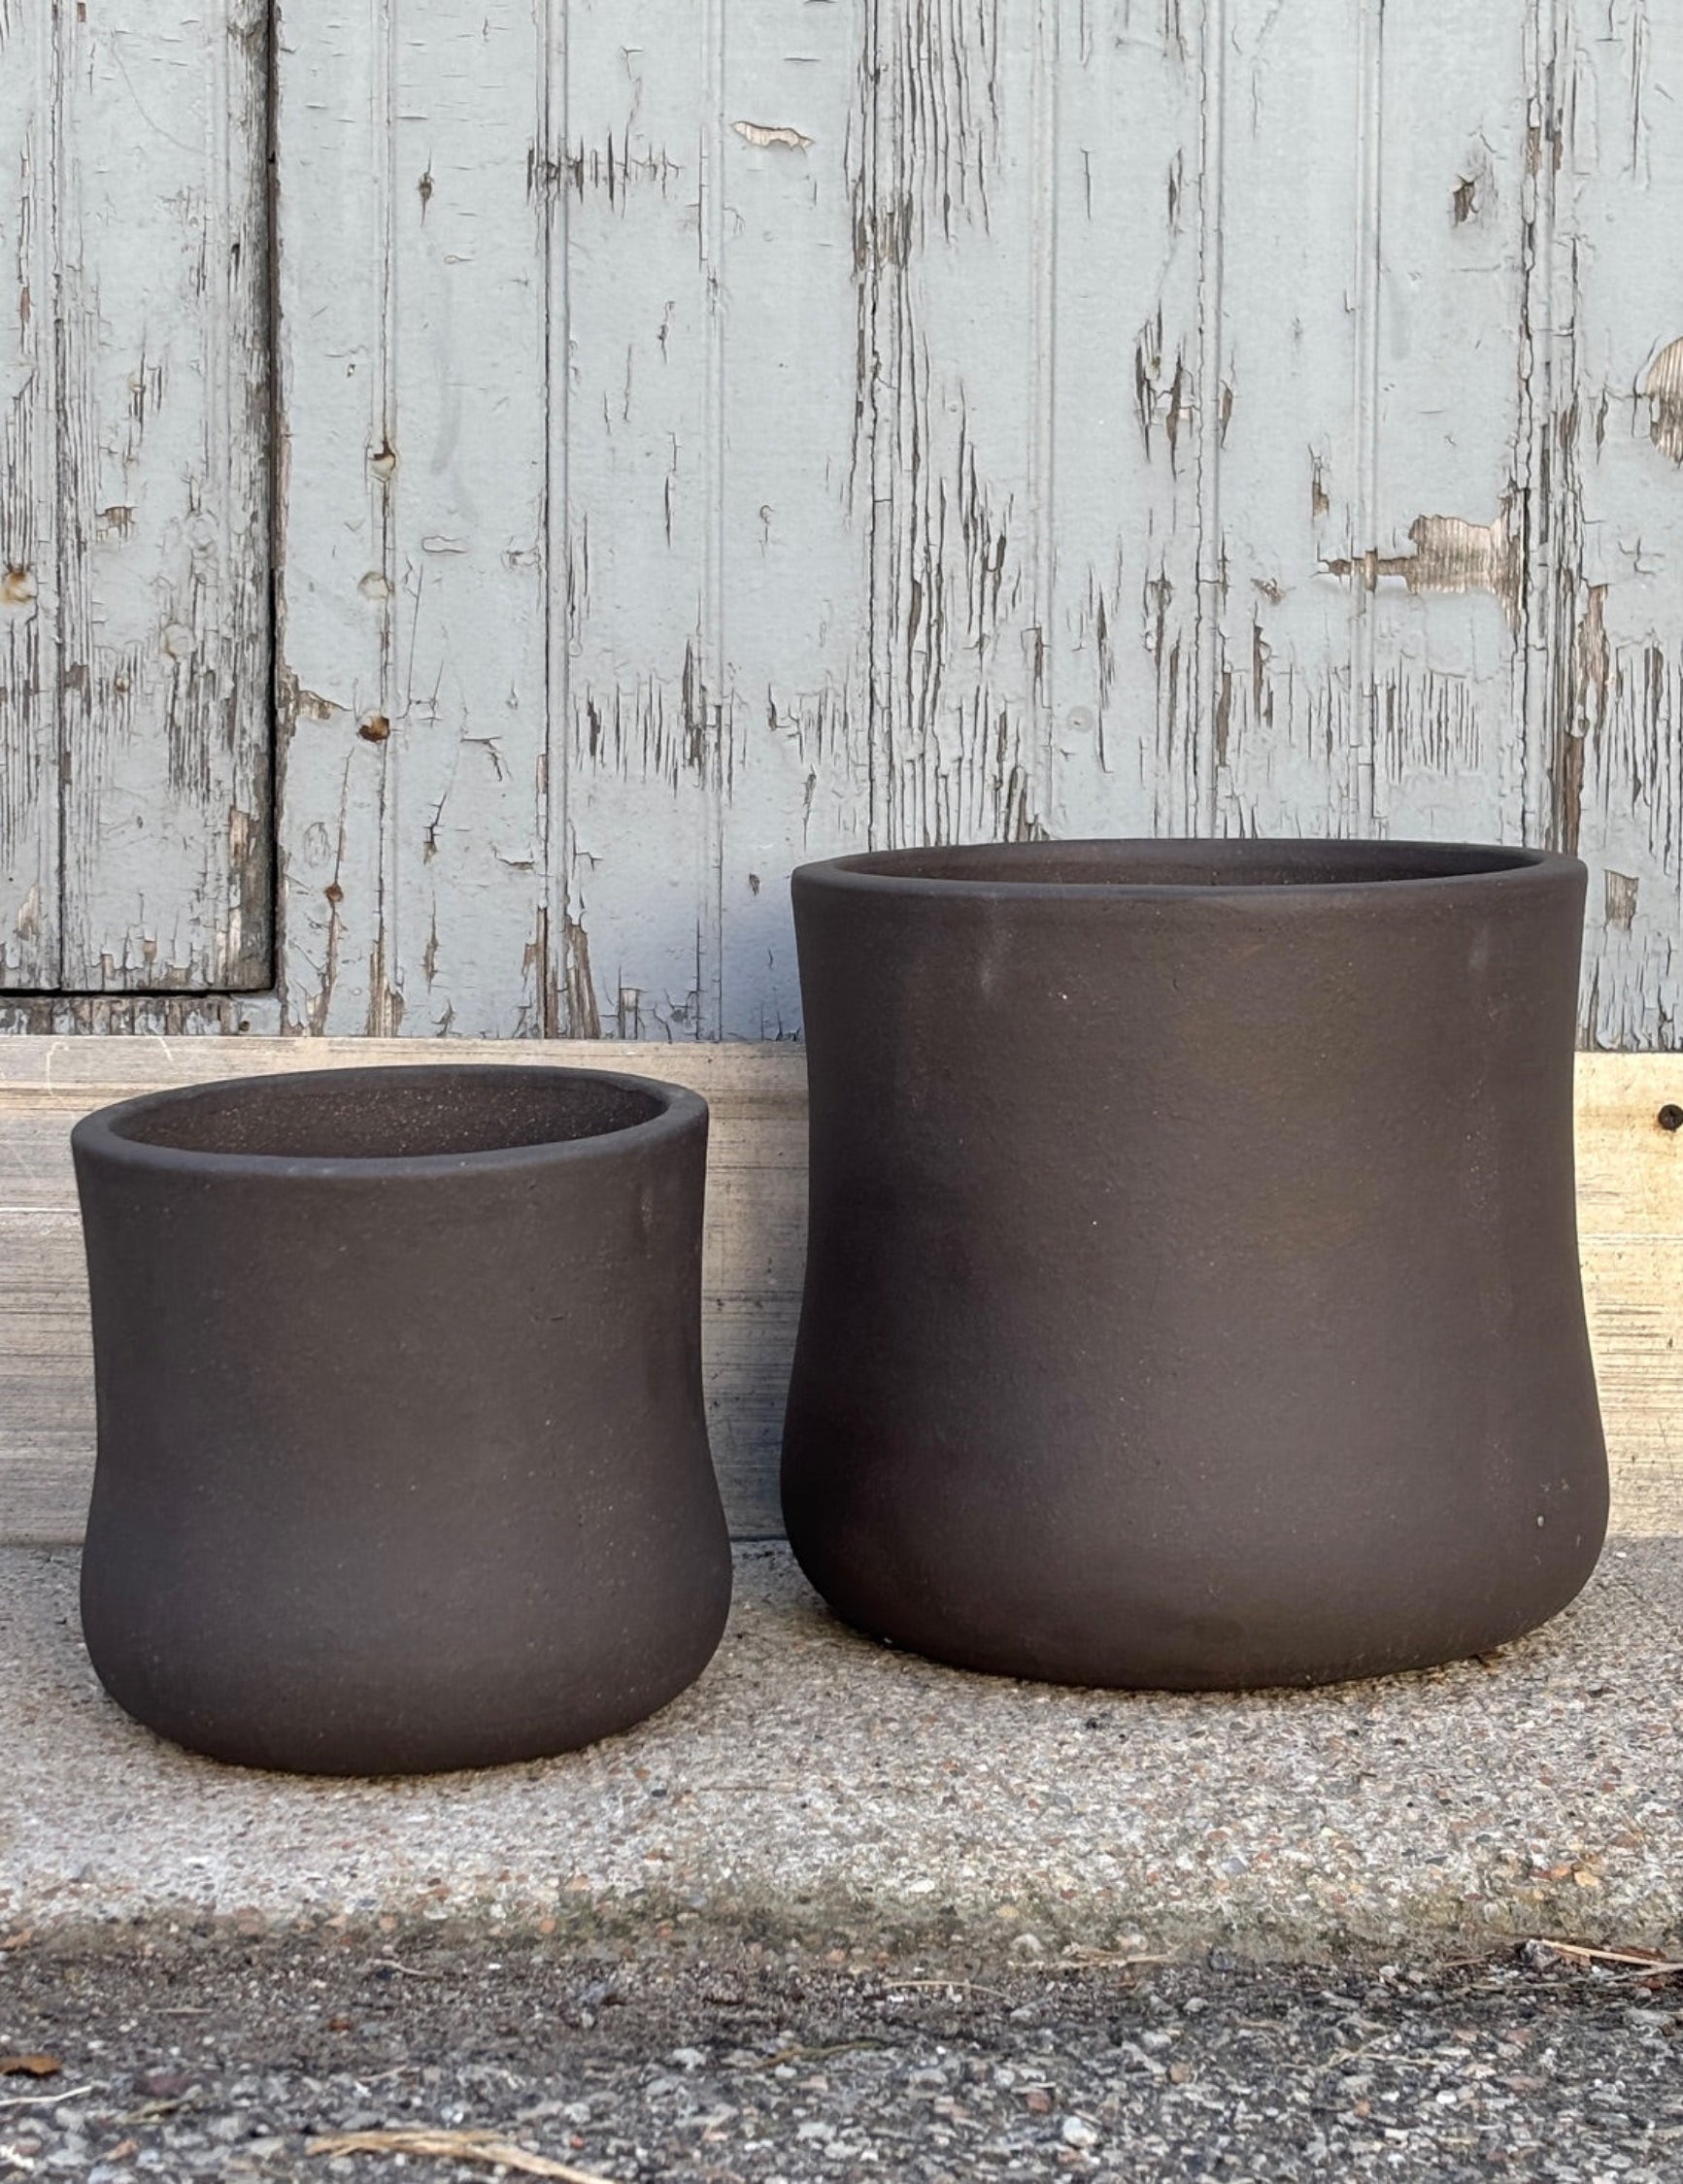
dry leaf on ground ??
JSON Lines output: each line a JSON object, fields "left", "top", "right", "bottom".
{"left": 0, "top": 2056, "right": 60, "bottom": 2077}
{"left": 307, "top": 2129, "right": 612, "bottom": 2180}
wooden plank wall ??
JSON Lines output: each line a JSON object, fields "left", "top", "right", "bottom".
{"left": 1, "top": 1, "right": 1680, "bottom": 1047}
{"left": 0, "top": 0, "right": 272, "bottom": 1006}
{"left": 0, "top": 1040, "right": 1680, "bottom": 1548}
{"left": 258, "top": 0, "right": 1683, "bottom": 1050}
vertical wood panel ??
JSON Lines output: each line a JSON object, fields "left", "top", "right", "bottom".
{"left": 388, "top": 0, "right": 550, "bottom": 1036}
{"left": 262, "top": 0, "right": 1683, "bottom": 1052}
{"left": 715, "top": 0, "right": 867, "bottom": 1040}
{"left": 1551, "top": 1, "right": 1683, "bottom": 1050}
{"left": 1214, "top": 3, "right": 1368, "bottom": 838}
{"left": 1363, "top": 6, "right": 1534, "bottom": 849}
{"left": 1046, "top": 2, "right": 1209, "bottom": 845}
{"left": 0, "top": 0, "right": 58, "bottom": 985}
{"left": 53, "top": 0, "right": 271, "bottom": 987}
{"left": 857, "top": 0, "right": 1055, "bottom": 854}
{"left": 277, "top": 0, "right": 549, "bottom": 1037}
{"left": 557, "top": 3, "right": 724, "bottom": 1042}
{"left": 2, "top": 0, "right": 271, "bottom": 995}
{"left": 273, "top": 0, "right": 393, "bottom": 1035}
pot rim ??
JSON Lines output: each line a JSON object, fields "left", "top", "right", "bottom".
{"left": 71, "top": 1063, "right": 706, "bottom": 1182}
{"left": 794, "top": 838, "right": 1582, "bottom": 903}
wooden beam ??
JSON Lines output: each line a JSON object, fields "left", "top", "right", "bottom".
{"left": 1, "top": 1039, "right": 1678, "bottom": 1545}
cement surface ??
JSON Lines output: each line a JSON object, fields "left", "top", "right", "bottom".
{"left": 2, "top": 1543, "right": 1680, "bottom": 1959}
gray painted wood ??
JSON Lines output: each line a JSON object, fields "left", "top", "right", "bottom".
{"left": 0, "top": 0, "right": 272, "bottom": 1002}
{"left": 1557, "top": 0, "right": 1683, "bottom": 1049}
{"left": 269, "top": 0, "right": 1683, "bottom": 1050}
{"left": 5, "top": 3, "right": 1682, "bottom": 1045}
{"left": 0, "top": 0, "right": 57, "bottom": 988}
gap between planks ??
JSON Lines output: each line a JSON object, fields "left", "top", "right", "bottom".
{"left": 0, "top": 1040, "right": 1678, "bottom": 1547}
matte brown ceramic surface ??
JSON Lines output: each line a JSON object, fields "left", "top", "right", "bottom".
{"left": 783, "top": 840, "right": 1609, "bottom": 1691}
{"left": 73, "top": 1065, "right": 732, "bottom": 1774}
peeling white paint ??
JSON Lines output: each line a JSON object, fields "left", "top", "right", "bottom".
{"left": 266, "top": 0, "right": 1683, "bottom": 1050}
{"left": 1326, "top": 512, "right": 1521, "bottom": 617}
{"left": 10, "top": 0, "right": 1681, "bottom": 1049}
{"left": 1643, "top": 336, "right": 1683, "bottom": 465}
{"left": 1, "top": 0, "right": 271, "bottom": 1000}
{"left": 732, "top": 119, "right": 814, "bottom": 151}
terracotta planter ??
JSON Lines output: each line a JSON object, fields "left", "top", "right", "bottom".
{"left": 783, "top": 841, "right": 1609, "bottom": 1690}
{"left": 73, "top": 1065, "right": 731, "bottom": 1773}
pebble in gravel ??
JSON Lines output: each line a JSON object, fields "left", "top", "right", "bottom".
{"left": 1, "top": 1931, "right": 1681, "bottom": 2179}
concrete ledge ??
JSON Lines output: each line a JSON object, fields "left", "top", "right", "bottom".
{"left": 3, "top": 1542, "right": 1680, "bottom": 1961}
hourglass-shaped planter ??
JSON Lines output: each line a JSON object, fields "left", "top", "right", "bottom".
{"left": 782, "top": 840, "right": 1609, "bottom": 1691}
{"left": 73, "top": 1064, "right": 731, "bottom": 1774}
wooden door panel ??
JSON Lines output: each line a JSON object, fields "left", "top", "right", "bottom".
{"left": 0, "top": 0, "right": 271, "bottom": 994}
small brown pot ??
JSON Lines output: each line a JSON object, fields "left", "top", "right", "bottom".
{"left": 73, "top": 1064, "right": 732, "bottom": 1774}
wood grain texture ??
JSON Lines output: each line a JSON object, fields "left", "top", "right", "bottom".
{"left": 266, "top": 0, "right": 1683, "bottom": 1049}
{"left": 715, "top": 0, "right": 864, "bottom": 1040}
{"left": 1550, "top": 1, "right": 1683, "bottom": 1050}
{"left": 7, "top": 2, "right": 1683, "bottom": 1041}
{"left": 1046, "top": 0, "right": 1204, "bottom": 843}
{"left": 557, "top": 0, "right": 728, "bottom": 1041}
{"left": 0, "top": 0, "right": 57, "bottom": 987}
{"left": 273, "top": 0, "right": 555, "bottom": 1038}
{"left": 270, "top": 0, "right": 390, "bottom": 1037}
{"left": 0, "top": 1040, "right": 1678, "bottom": 1547}
{"left": 0, "top": 0, "right": 272, "bottom": 1001}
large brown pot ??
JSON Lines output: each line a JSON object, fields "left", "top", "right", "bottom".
{"left": 782, "top": 840, "right": 1609, "bottom": 1690}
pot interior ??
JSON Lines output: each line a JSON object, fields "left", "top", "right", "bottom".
{"left": 108, "top": 1068, "right": 667, "bottom": 1161}
{"left": 828, "top": 841, "right": 1547, "bottom": 889}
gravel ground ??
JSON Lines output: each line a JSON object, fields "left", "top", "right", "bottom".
{"left": 0, "top": 1931, "right": 1679, "bottom": 2180}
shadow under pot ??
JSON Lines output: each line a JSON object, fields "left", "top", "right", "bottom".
{"left": 72, "top": 1064, "right": 732, "bottom": 1774}
{"left": 782, "top": 839, "right": 1610, "bottom": 1692}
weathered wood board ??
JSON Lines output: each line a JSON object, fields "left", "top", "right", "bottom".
{"left": 3, "top": 3, "right": 1682, "bottom": 1044}
{"left": 0, "top": 0, "right": 272, "bottom": 1005}
{"left": 1, "top": 1040, "right": 1679, "bottom": 1547}
{"left": 263, "top": 0, "right": 1683, "bottom": 1050}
